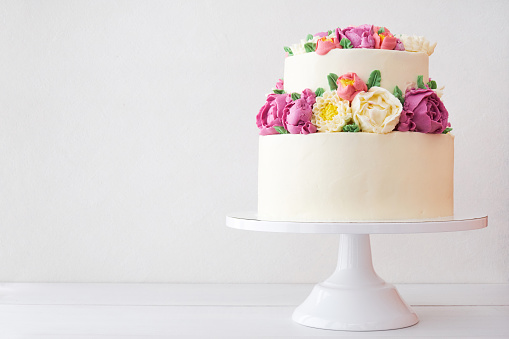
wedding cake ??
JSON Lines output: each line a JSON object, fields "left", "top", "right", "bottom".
{"left": 256, "top": 25, "right": 453, "bottom": 221}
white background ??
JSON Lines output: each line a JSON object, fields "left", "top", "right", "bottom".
{"left": 0, "top": 0, "right": 507, "bottom": 283}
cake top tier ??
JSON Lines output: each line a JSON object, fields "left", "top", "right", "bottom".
{"left": 256, "top": 25, "right": 450, "bottom": 136}
{"left": 284, "top": 24, "right": 436, "bottom": 57}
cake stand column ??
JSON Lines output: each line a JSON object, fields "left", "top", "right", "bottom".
{"left": 292, "top": 234, "right": 419, "bottom": 331}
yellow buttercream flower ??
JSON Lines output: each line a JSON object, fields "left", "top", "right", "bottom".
{"left": 311, "top": 91, "right": 352, "bottom": 133}
{"left": 351, "top": 87, "right": 402, "bottom": 134}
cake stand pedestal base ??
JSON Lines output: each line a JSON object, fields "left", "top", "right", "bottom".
{"left": 292, "top": 234, "right": 417, "bottom": 331}
{"left": 226, "top": 213, "right": 487, "bottom": 331}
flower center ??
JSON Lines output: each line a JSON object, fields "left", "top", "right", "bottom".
{"left": 339, "top": 78, "right": 355, "bottom": 87}
{"left": 320, "top": 103, "right": 338, "bottom": 121}
{"left": 320, "top": 37, "right": 334, "bottom": 43}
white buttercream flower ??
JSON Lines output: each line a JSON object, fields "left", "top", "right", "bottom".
{"left": 311, "top": 91, "right": 352, "bottom": 132}
{"left": 290, "top": 35, "right": 322, "bottom": 56}
{"left": 351, "top": 87, "right": 402, "bottom": 134}
{"left": 397, "top": 34, "right": 437, "bottom": 56}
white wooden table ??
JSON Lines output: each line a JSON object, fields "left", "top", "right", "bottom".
{"left": 0, "top": 283, "right": 508, "bottom": 338}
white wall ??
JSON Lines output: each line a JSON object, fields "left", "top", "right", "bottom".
{"left": 0, "top": 0, "right": 507, "bottom": 283}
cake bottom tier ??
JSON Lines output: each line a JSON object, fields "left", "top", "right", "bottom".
{"left": 257, "top": 132, "right": 454, "bottom": 222}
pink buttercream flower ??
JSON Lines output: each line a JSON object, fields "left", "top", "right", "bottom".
{"left": 395, "top": 38, "right": 405, "bottom": 51}
{"left": 314, "top": 31, "right": 329, "bottom": 38}
{"left": 282, "top": 89, "right": 317, "bottom": 134}
{"left": 342, "top": 24, "right": 374, "bottom": 48}
{"left": 300, "top": 88, "right": 317, "bottom": 106}
{"left": 275, "top": 79, "right": 284, "bottom": 90}
{"left": 316, "top": 37, "right": 342, "bottom": 55}
{"left": 396, "top": 88, "right": 449, "bottom": 134}
{"left": 256, "top": 93, "right": 290, "bottom": 135}
{"left": 336, "top": 72, "right": 368, "bottom": 101}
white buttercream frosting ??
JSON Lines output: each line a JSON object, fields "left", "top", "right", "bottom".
{"left": 284, "top": 49, "right": 429, "bottom": 94}
{"left": 258, "top": 133, "right": 454, "bottom": 222}
{"left": 397, "top": 34, "right": 437, "bottom": 56}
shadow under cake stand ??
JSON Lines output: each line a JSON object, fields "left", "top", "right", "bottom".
{"left": 225, "top": 213, "right": 487, "bottom": 332}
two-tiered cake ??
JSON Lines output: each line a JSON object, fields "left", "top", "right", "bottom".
{"left": 256, "top": 25, "right": 453, "bottom": 221}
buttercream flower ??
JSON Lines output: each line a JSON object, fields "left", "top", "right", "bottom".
{"left": 351, "top": 87, "right": 403, "bottom": 134}
{"left": 316, "top": 37, "right": 342, "bottom": 55}
{"left": 314, "top": 31, "right": 329, "bottom": 38}
{"left": 342, "top": 24, "right": 374, "bottom": 48}
{"left": 289, "top": 34, "right": 322, "bottom": 56}
{"left": 395, "top": 38, "right": 405, "bottom": 51}
{"left": 371, "top": 26, "right": 403, "bottom": 50}
{"left": 282, "top": 94, "right": 317, "bottom": 134}
{"left": 336, "top": 72, "right": 368, "bottom": 101}
{"left": 275, "top": 79, "right": 284, "bottom": 90}
{"left": 300, "top": 88, "right": 316, "bottom": 106}
{"left": 397, "top": 35, "right": 437, "bottom": 56}
{"left": 396, "top": 88, "right": 449, "bottom": 134}
{"left": 256, "top": 93, "right": 290, "bottom": 135}
{"left": 311, "top": 91, "right": 352, "bottom": 132}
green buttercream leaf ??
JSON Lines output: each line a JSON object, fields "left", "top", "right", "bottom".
{"left": 274, "top": 126, "right": 290, "bottom": 134}
{"left": 343, "top": 123, "right": 360, "bottom": 133}
{"left": 393, "top": 86, "right": 405, "bottom": 105}
{"left": 427, "top": 80, "right": 437, "bottom": 89}
{"left": 273, "top": 89, "right": 285, "bottom": 94}
{"left": 442, "top": 127, "right": 453, "bottom": 134}
{"left": 328, "top": 30, "right": 333, "bottom": 35}
{"left": 315, "top": 87, "right": 325, "bottom": 97}
{"left": 284, "top": 46, "right": 293, "bottom": 56}
{"left": 327, "top": 73, "right": 339, "bottom": 91}
{"left": 304, "top": 42, "right": 316, "bottom": 53}
{"left": 291, "top": 92, "right": 301, "bottom": 101}
{"left": 306, "top": 34, "right": 313, "bottom": 41}
{"left": 340, "top": 37, "right": 353, "bottom": 49}
{"left": 417, "top": 75, "right": 427, "bottom": 89}
{"left": 377, "top": 27, "right": 385, "bottom": 34}
{"left": 367, "top": 70, "right": 381, "bottom": 89}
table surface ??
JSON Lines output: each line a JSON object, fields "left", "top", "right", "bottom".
{"left": 1, "top": 283, "right": 508, "bottom": 338}
{"left": 226, "top": 213, "right": 488, "bottom": 234}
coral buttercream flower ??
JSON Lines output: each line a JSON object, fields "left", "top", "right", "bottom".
{"left": 256, "top": 93, "right": 290, "bottom": 135}
{"left": 316, "top": 37, "right": 342, "bottom": 55}
{"left": 396, "top": 88, "right": 449, "bottom": 134}
{"left": 351, "top": 87, "right": 403, "bottom": 134}
{"left": 336, "top": 72, "right": 368, "bottom": 101}
{"left": 282, "top": 89, "right": 317, "bottom": 134}
{"left": 371, "top": 26, "right": 404, "bottom": 50}
{"left": 311, "top": 91, "right": 352, "bottom": 132}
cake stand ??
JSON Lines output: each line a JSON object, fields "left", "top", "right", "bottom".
{"left": 225, "top": 213, "right": 487, "bottom": 331}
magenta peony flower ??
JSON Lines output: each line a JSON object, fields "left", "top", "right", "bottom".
{"left": 336, "top": 72, "right": 368, "bottom": 101}
{"left": 282, "top": 90, "right": 317, "bottom": 134}
{"left": 396, "top": 88, "right": 449, "bottom": 134}
{"left": 342, "top": 24, "right": 374, "bottom": 48}
{"left": 359, "top": 31, "right": 375, "bottom": 48}
{"left": 301, "top": 88, "right": 317, "bottom": 106}
{"left": 256, "top": 93, "right": 290, "bottom": 135}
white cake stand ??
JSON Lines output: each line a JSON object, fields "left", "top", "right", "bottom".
{"left": 226, "top": 212, "right": 487, "bottom": 332}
